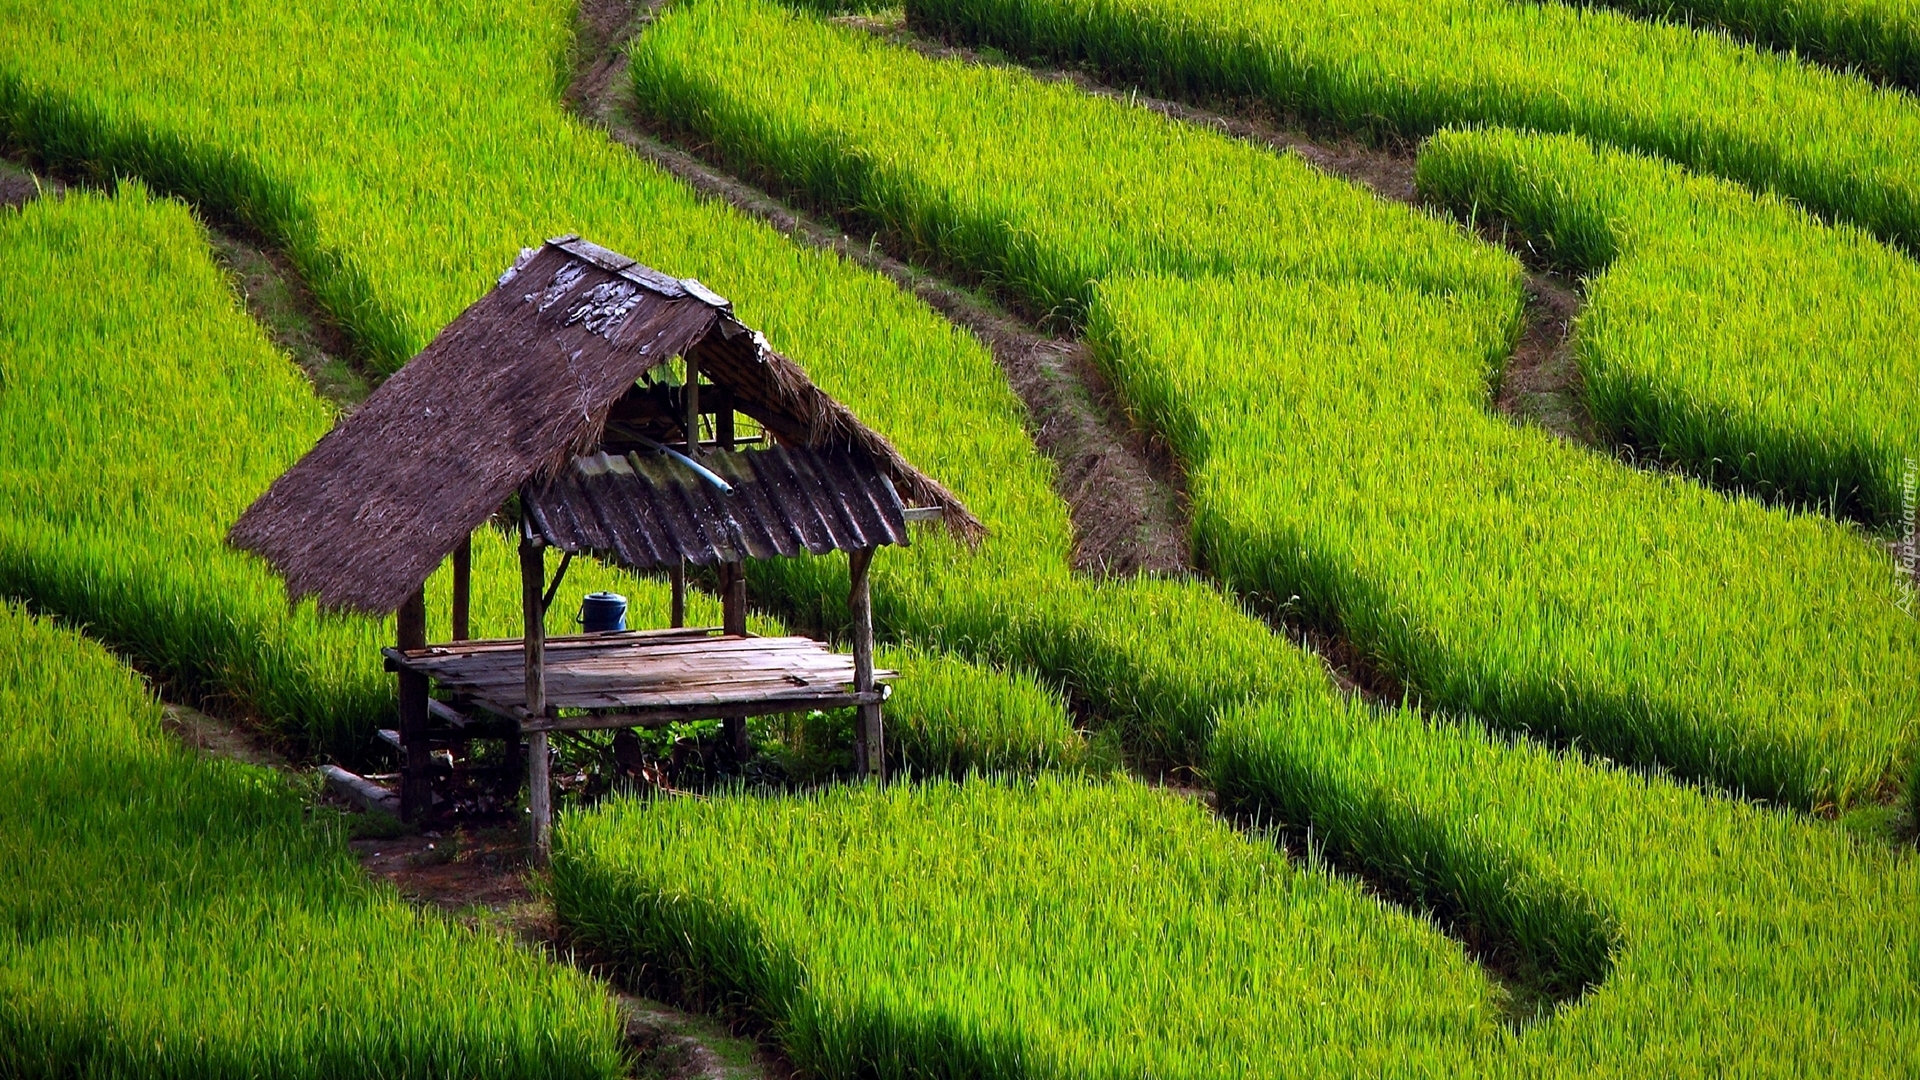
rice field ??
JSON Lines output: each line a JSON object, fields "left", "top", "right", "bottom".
{"left": 627, "top": 0, "right": 1920, "bottom": 808}
{"left": 1419, "top": 126, "right": 1920, "bottom": 527}
{"left": 4, "top": 0, "right": 1920, "bottom": 1075}
{"left": 1212, "top": 696, "right": 1920, "bottom": 1076}
{"left": 0, "top": 0, "right": 1352, "bottom": 775}
{"left": 556, "top": 776, "right": 1508, "bottom": 1079}
{"left": 0, "top": 596, "right": 626, "bottom": 1076}
{"left": 904, "top": 0, "right": 1920, "bottom": 253}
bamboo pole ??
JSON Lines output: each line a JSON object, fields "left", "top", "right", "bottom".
{"left": 521, "top": 524, "right": 551, "bottom": 866}
{"left": 848, "top": 547, "right": 881, "bottom": 781}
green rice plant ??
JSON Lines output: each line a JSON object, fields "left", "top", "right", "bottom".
{"left": 1212, "top": 696, "right": 1920, "bottom": 1076}
{"left": 1419, "top": 126, "right": 1920, "bottom": 528}
{"left": 1572, "top": 0, "right": 1920, "bottom": 90}
{"left": 880, "top": 645, "right": 1091, "bottom": 776}
{"left": 904, "top": 0, "right": 1920, "bottom": 253}
{"left": 626, "top": 0, "right": 1920, "bottom": 807}
{"left": 561, "top": 745, "right": 1920, "bottom": 1075}
{"left": 555, "top": 776, "right": 1508, "bottom": 1078}
{"left": 0, "top": 598, "right": 628, "bottom": 1077}
{"left": 0, "top": 0, "right": 1350, "bottom": 772}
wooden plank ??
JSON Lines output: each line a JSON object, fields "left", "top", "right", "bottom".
{"left": 428, "top": 697, "right": 471, "bottom": 729}
{"left": 403, "top": 638, "right": 854, "bottom": 682}
{"left": 385, "top": 625, "right": 725, "bottom": 662}
{"left": 436, "top": 662, "right": 896, "bottom": 706}
{"left": 449, "top": 664, "right": 879, "bottom": 699}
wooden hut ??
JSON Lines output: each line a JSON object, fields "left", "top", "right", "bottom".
{"left": 229, "top": 236, "right": 978, "bottom": 860}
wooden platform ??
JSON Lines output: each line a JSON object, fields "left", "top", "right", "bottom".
{"left": 382, "top": 626, "right": 893, "bottom": 733}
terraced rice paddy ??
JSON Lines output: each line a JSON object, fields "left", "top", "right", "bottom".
{"left": 4, "top": 0, "right": 1920, "bottom": 1074}
{"left": 906, "top": 0, "right": 1920, "bottom": 251}
{"left": 1419, "top": 127, "right": 1920, "bottom": 526}
{"left": 558, "top": 777, "right": 1507, "bottom": 1078}
{"left": 628, "top": 0, "right": 1920, "bottom": 809}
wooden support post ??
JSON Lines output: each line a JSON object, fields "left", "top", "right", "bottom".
{"left": 397, "top": 586, "right": 432, "bottom": 821}
{"left": 722, "top": 562, "right": 748, "bottom": 636}
{"left": 721, "top": 560, "right": 750, "bottom": 763}
{"left": 714, "top": 385, "right": 734, "bottom": 451}
{"left": 451, "top": 532, "right": 472, "bottom": 642}
{"left": 847, "top": 547, "right": 881, "bottom": 781}
{"left": 521, "top": 525, "right": 552, "bottom": 865}
{"left": 683, "top": 355, "right": 701, "bottom": 457}
{"left": 670, "top": 559, "right": 687, "bottom": 628}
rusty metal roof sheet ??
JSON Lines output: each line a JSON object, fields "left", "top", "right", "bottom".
{"left": 523, "top": 444, "right": 911, "bottom": 569}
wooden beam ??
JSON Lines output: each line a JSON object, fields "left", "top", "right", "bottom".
{"left": 321, "top": 764, "right": 400, "bottom": 816}
{"left": 519, "top": 688, "right": 888, "bottom": 733}
{"left": 451, "top": 532, "right": 472, "bottom": 641}
{"left": 847, "top": 546, "right": 882, "bottom": 781}
{"left": 521, "top": 525, "right": 552, "bottom": 866}
{"left": 396, "top": 585, "right": 432, "bottom": 821}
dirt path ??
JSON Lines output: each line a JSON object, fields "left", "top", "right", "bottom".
{"left": 0, "top": 160, "right": 48, "bottom": 207}
{"left": 163, "top": 693, "right": 781, "bottom": 1080}
{"left": 204, "top": 228, "right": 372, "bottom": 409}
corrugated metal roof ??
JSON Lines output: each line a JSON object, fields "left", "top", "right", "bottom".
{"left": 523, "top": 444, "right": 911, "bottom": 569}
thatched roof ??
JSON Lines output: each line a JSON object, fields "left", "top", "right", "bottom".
{"left": 229, "top": 236, "right": 979, "bottom": 614}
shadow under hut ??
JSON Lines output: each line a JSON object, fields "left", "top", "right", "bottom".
{"left": 229, "top": 236, "right": 978, "bottom": 861}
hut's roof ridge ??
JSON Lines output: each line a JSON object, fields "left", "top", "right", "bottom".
{"left": 533, "top": 234, "right": 732, "bottom": 311}
{"left": 227, "top": 237, "right": 978, "bottom": 615}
